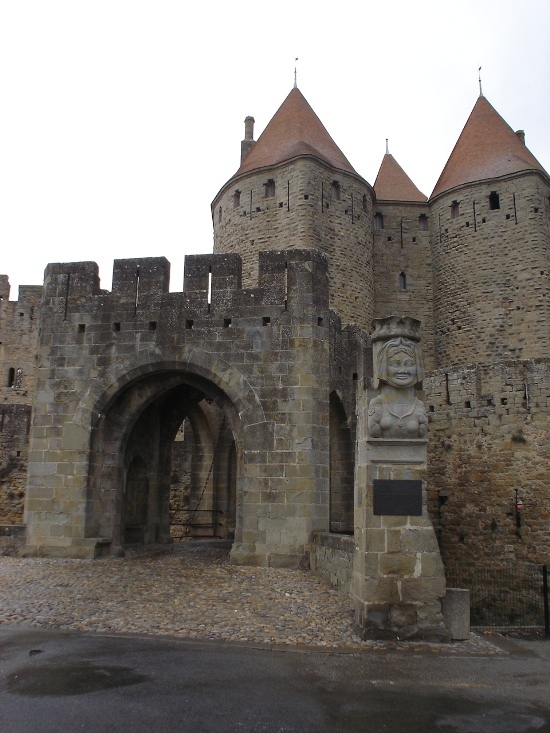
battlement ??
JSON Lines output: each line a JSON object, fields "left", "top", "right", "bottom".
{"left": 43, "top": 249, "right": 330, "bottom": 316}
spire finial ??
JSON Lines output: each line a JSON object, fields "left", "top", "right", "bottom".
{"left": 294, "top": 58, "right": 298, "bottom": 88}
{"left": 478, "top": 66, "right": 483, "bottom": 97}
{"left": 386, "top": 138, "right": 389, "bottom": 155}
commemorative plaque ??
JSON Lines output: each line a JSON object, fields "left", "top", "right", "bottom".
{"left": 372, "top": 479, "right": 422, "bottom": 516}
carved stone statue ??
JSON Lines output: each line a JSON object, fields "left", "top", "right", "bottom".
{"left": 368, "top": 317, "right": 427, "bottom": 440}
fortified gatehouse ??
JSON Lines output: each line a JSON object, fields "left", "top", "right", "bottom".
{"left": 23, "top": 250, "right": 364, "bottom": 565}
{"left": 2, "top": 82, "right": 550, "bottom": 639}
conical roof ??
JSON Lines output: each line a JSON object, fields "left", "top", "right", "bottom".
{"left": 234, "top": 87, "right": 357, "bottom": 177}
{"left": 374, "top": 153, "right": 427, "bottom": 202}
{"left": 431, "top": 95, "right": 547, "bottom": 199}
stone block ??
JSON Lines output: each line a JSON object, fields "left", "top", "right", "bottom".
{"left": 441, "top": 588, "right": 470, "bottom": 640}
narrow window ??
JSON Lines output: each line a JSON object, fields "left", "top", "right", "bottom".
{"left": 331, "top": 181, "right": 341, "bottom": 201}
{"left": 149, "top": 321, "right": 157, "bottom": 331}
{"left": 399, "top": 272, "right": 407, "bottom": 290}
{"left": 489, "top": 191, "right": 500, "bottom": 210}
{"left": 451, "top": 200, "right": 460, "bottom": 219}
{"left": 112, "top": 322, "right": 121, "bottom": 332}
{"left": 7, "top": 367, "right": 15, "bottom": 388}
{"left": 374, "top": 212, "right": 384, "bottom": 231}
{"left": 418, "top": 214, "right": 428, "bottom": 231}
{"left": 218, "top": 206, "right": 222, "bottom": 223}
{"left": 362, "top": 194, "right": 368, "bottom": 212}
{"left": 233, "top": 190, "right": 241, "bottom": 209}
{"left": 265, "top": 179, "right": 275, "bottom": 198}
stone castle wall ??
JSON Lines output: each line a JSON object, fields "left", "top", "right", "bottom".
{"left": 372, "top": 201, "right": 435, "bottom": 370}
{"left": 430, "top": 172, "right": 550, "bottom": 367}
{"left": 212, "top": 158, "right": 375, "bottom": 331}
{"left": 0, "top": 279, "right": 42, "bottom": 525}
{"left": 424, "top": 358, "right": 550, "bottom": 567}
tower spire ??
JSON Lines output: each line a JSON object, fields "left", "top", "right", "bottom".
{"left": 294, "top": 58, "right": 298, "bottom": 88}
{"left": 478, "top": 66, "right": 483, "bottom": 97}
{"left": 386, "top": 138, "right": 389, "bottom": 155}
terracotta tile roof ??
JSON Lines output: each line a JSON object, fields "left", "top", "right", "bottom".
{"left": 374, "top": 153, "right": 427, "bottom": 202}
{"left": 234, "top": 87, "right": 357, "bottom": 177}
{"left": 431, "top": 95, "right": 547, "bottom": 199}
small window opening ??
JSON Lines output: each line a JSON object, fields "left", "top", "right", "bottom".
{"left": 233, "top": 190, "right": 241, "bottom": 209}
{"left": 318, "top": 317, "right": 324, "bottom": 327}
{"left": 451, "top": 200, "right": 460, "bottom": 219}
{"left": 362, "top": 194, "right": 368, "bottom": 212}
{"left": 534, "top": 207, "right": 539, "bottom": 213}
{"left": 7, "top": 368, "right": 15, "bottom": 387}
{"left": 262, "top": 317, "right": 270, "bottom": 326}
{"left": 464, "top": 401, "right": 471, "bottom": 409}
{"left": 113, "top": 322, "right": 121, "bottom": 332}
{"left": 466, "top": 221, "right": 470, "bottom": 227}
{"left": 278, "top": 202, "right": 284, "bottom": 208}
{"left": 429, "top": 405, "right": 435, "bottom": 413}
{"left": 19, "top": 312, "right": 24, "bottom": 317}
{"left": 304, "top": 194, "right": 309, "bottom": 200}
{"left": 352, "top": 372, "right": 358, "bottom": 381}
{"left": 224, "top": 318, "right": 232, "bottom": 328}
{"left": 387, "top": 236, "right": 392, "bottom": 242}
{"left": 374, "top": 212, "right": 384, "bottom": 231}
{"left": 186, "top": 320, "right": 194, "bottom": 330}
{"left": 418, "top": 214, "right": 428, "bottom": 231}
{"left": 331, "top": 181, "right": 341, "bottom": 201}
{"left": 489, "top": 191, "right": 500, "bottom": 210}
{"left": 265, "top": 179, "right": 275, "bottom": 198}
{"left": 149, "top": 321, "right": 157, "bottom": 331}
{"left": 399, "top": 272, "right": 407, "bottom": 291}
{"left": 78, "top": 324, "right": 86, "bottom": 333}
{"left": 412, "top": 236, "right": 416, "bottom": 243}
{"left": 218, "top": 206, "right": 222, "bottom": 223}
{"left": 501, "top": 397, "right": 508, "bottom": 406}
{"left": 506, "top": 214, "right": 511, "bottom": 220}
{"left": 16, "top": 450, "right": 21, "bottom": 457}
{"left": 482, "top": 217, "right": 486, "bottom": 224}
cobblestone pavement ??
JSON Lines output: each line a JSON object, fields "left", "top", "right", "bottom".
{"left": 0, "top": 541, "right": 500, "bottom": 654}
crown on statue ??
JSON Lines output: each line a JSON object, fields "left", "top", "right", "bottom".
{"left": 371, "top": 315, "right": 422, "bottom": 343}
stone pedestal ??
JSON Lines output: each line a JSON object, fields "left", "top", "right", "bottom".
{"left": 352, "top": 433, "right": 448, "bottom": 641}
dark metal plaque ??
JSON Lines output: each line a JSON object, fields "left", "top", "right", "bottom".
{"left": 373, "top": 479, "right": 422, "bottom": 516}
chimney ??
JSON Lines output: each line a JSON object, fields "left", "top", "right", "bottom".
{"left": 241, "top": 116, "right": 255, "bottom": 164}
{"left": 515, "top": 129, "right": 525, "bottom": 145}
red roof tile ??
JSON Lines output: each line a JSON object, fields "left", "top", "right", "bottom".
{"left": 234, "top": 87, "right": 357, "bottom": 177}
{"left": 431, "top": 96, "right": 547, "bottom": 198}
{"left": 374, "top": 153, "right": 427, "bottom": 202}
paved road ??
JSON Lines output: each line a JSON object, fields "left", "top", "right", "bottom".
{"left": 1, "top": 624, "right": 550, "bottom": 733}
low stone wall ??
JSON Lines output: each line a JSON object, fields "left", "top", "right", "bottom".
{"left": 311, "top": 532, "right": 354, "bottom": 596}
{"left": 0, "top": 524, "right": 26, "bottom": 556}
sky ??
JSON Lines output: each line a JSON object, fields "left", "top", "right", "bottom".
{"left": 1, "top": 0, "right": 549, "bottom": 298}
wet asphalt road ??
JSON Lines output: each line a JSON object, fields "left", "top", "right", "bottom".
{"left": 1, "top": 624, "right": 550, "bottom": 733}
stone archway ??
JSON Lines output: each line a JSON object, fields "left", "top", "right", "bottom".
{"left": 329, "top": 391, "right": 354, "bottom": 534}
{"left": 86, "top": 369, "right": 243, "bottom": 553}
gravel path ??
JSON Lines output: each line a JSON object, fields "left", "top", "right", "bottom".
{"left": 0, "top": 542, "right": 499, "bottom": 654}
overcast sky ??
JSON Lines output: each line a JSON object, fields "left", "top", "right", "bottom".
{"left": 1, "top": 0, "right": 549, "bottom": 298}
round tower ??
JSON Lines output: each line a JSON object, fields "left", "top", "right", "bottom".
{"left": 211, "top": 87, "right": 375, "bottom": 331}
{"left": 429, "top": 95, "right": 550, "bottom": 367}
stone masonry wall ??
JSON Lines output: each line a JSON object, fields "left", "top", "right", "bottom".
{"left": 212, "top": 158, "right": 375, "bottom": 331}
{"left": 430, "top": 172, "right": 550, "bottom": 368}
{"left": 0, "top": 278, "right": 42, "bottom": 524}
{"left": 424, "top": 358, "right": 550, "bottom": 567}
{"left": 372, "top": 202, "right": 435, "bottom": 369}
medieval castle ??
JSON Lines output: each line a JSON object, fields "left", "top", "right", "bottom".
{"left": 1, "top": 85, "right": 549, "bottom": 630}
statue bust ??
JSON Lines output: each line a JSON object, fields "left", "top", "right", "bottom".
{"left": 368, "top": 318, "right": 428, "bottom": 440}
